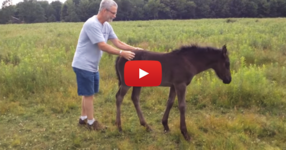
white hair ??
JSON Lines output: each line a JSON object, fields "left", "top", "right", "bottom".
{"left": 98, "top": 0, "right": 118, "bottom": 12}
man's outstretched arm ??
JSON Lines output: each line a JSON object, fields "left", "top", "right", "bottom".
{"left": 98, "top": 42, "right": 135, "bottom": 60}
{"left": 110, "top": 38, "right": 144, "bottom": 51}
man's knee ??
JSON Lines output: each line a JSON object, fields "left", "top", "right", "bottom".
{"left": 83, "top": 95, "right": 93, "bottom": 100}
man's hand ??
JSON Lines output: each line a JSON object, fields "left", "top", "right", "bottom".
{"left": 120, "top": 50, "right": 135, "bottom": 60}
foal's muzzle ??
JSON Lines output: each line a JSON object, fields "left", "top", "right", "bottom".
{"left": 223, "top": 77, "right": 231, "bottom": 84}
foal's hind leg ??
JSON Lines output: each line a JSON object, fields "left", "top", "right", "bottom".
{"left": 116, "top": 85, "right": 130, "bottom": 132}
{"left": 162, "top": 85, "right": 176, "bottom": 132}
{"left": 131, "top": 87, "right": 152, "bottom": 132}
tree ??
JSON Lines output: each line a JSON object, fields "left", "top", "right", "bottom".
{"left": 130, "top": 0, "right": 145, "bottom": 20}
{"left": 0, "top": 5, "right": 15, "bottom": 24}
{"left": 15, "top": 1, "right": 45, "bottom": 23}
{"left": 116, "top": 0, "right": 135, "bottom": 20}
{"left": 181, "top": 1, "right": 196, "bottom": 19}
{"left": 46, "top": 5, "right": 56, "bottom": 21}
{"left": 2, "top": 0, "right": 12, "bottom": 8}
{"left": 48, "top": 14, "right": 56, "bottom": 22}
{"left": 276, "top": 0, "right": 286, "bottom": 17}
{"left": 38, "top": 1, "right": 49, "bottom": 21}
{"left": 193, "top": 0, "right": 213, "bottom": 18}
{"left": 64, "top": 1, "right": 80, "bottom": 22}
{"left": 143, "top": 0, "right": 165, "bottom": 19}
{"left": 243, "top": 1, "right": 258, "bottom": 17}
{"left": 77, "top": 0, "right": 90, "bottom": 21}
{"left": 61, "top": 4, "right": 68, "bottom": 21}
{"left": 210, "top": 0, "right": 231, "bottom": 18}
{"left": 51, "top": 1, "right": 63, "bottom": 21}
{"left": 2, "top": 0, "right": 286, "bottom": 23}
{"left": 257, "top": 0, "right": 270, "bottom": 17}
{"left": 228, "top": 0, "right": 246, "bottom": 17}
{"left": 33, "top": 2, "right": 46, "bottom": 22}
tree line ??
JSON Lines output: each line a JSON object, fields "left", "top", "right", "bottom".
{"left": 1, "top": 0, "right": 286, "bottom": 24}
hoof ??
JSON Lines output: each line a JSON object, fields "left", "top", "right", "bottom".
{"left": 163, "top": 125, "right": 170, "bottom": 132}
{"left": 184, "top": 134, "right": 192, "bottom": 142}
{"left": 146, "top": 127, "right": 153, "bottom": 132}
{"left": 118, "top": 127, "right": 122, "bottom": 132}
{"left": 163, "top": 126, "right": 170, "bottom": 133}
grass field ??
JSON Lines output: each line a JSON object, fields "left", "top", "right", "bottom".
{"left": 0, "top": 18, "right": 286, "bottom": 149}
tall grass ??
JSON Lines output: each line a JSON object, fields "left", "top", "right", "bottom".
{"left": 0, "top": 18, "right": 286, "bottom": 149}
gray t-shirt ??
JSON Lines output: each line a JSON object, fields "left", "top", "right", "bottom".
{"left": 72, "top": 15, "right": 118, "bottom": 72}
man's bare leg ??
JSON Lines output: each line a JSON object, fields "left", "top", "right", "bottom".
{"left": 78, "top": 96, "right": 88, "bottom": 125}
{"left": 84, "top": 95, "right": 94, "bottom": 123}
{"left": 81, "top": 97, "right": 87, "bottom": 116}
{"left": 84, "top": 95, "right": 105, "bottom": 130}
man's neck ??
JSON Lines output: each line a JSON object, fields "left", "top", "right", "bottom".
{"left": 96, "top": 14, "right": 105, "bottom": 24}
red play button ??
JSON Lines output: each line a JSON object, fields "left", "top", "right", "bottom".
{"left": 124, "top": 61, "right": 162, "bottom": 87}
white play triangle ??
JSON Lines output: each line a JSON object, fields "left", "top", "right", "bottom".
{"left": 139, "top": 68, "right": 149, "bottom": 79}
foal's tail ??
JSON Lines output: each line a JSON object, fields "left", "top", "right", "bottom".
{"left": 115, "top": 56, "right": 121, "bottom": 87}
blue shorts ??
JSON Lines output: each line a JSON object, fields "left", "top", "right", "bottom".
{"left": 73, "top": 67, "right": 99, "bottom": 96}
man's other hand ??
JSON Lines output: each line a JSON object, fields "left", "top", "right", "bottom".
{"left": 121, "top": 50, "right": 135, "bottom": 60}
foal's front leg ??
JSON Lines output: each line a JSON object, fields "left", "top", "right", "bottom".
{"left": 131, "top": 87, "right": 152, "bottom": 132}
{"left": 175, "top": 83, "right": 191, "bottom": 141}
{"left": 162, "top": 85, "right": 176, "bottom": 132}
{"left": 116, "top": 85, "right": 130, "bottom": 132}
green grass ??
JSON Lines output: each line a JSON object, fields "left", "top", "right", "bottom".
{"left": 0, "top": 18, "right": 286, "bottom": 149}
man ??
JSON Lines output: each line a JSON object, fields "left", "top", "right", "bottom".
{"left": 72, "top": 0, "right": 143, "bottom": 130}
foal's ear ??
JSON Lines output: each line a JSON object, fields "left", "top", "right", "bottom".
{"left": 222, "top": 45, "right": 227, "bottom": 57}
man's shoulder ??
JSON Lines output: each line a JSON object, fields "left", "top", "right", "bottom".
{"left": 103, "top": 22, "right": 114, "bottom": 30}
{"left": 83, "top": 16, "right": 101, "bottom": 29}
{"left": 103, "top": 21, "right": 111, "bottom": 26}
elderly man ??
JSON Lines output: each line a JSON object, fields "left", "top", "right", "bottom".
{"left": 72, "top": 0, "right": 143, "bottom": 130}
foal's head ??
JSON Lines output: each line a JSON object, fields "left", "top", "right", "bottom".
{"left": 212, "top": 45, "right": 231, "bottom": 84}
{"left": 173, "top": 44, "right": 232, "bottom": 84}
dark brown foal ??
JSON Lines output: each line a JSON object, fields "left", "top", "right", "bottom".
{"left": 115, "top": 44, "right": 232, "bottom": 141}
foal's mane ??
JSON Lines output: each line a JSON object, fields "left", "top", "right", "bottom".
{"left": 170, "top": 44, "right": 222, "bottom": 55}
